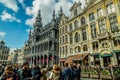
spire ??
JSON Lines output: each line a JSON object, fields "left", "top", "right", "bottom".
{"left": 60, "top": 6, "right": 63, "bottom": 14}
{"left": 29, "top": 28, "right": 31, "bottom": 37}
{"left": 34, "top": 8, "right": 42, "bottom": 28}
{"left": 52, "top": 10, "right": 55, "bottom": 21}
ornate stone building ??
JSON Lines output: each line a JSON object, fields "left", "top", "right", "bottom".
{"left": 59, "top": 0, "right": 120, "bottom": 67}
{"left": 25, "top": 9, "right": 62, "bottom": 66}
{"left": 0, "top": 40, "right": 10, "bottom": 65}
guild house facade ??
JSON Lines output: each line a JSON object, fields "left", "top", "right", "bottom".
{"left": 0, "top": 40, "right": 10, "bottom": 65}
{"left": 24, "top": 8, "right": 63, "bottom": 66}
{"left": 59, "top": 0, "right": 120, "bottom": 67}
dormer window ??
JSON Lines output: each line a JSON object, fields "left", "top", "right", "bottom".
{"left": 74, "top": 9, "right": 77, "bottom": 16}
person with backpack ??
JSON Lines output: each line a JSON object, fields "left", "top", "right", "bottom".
{"left": 62, "top": 63, "right": 76, "bottom": 80}
{"left": 48, "top": 64, "right": 61, "bottom": 80}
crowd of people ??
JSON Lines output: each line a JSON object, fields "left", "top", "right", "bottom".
{"left": 0, "top": 62, "right": 81, "bottom": 80}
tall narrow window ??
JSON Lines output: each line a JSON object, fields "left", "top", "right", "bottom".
{"left": 70, "top": 48, "right": 73, "bottom": 54}
{"left": 65, "top": 35, "right": 67, "bottom": 43}
{"left": 70, "top": 34, "right": 73, "bottom": 44}
{"left": 98, "top": 19, "right": 106, "bottom": 33}
{"left": 69, "top": 23, "right": 72, "bottom": 31}
{"left": 81, "top": 17, "right": 86, "bottom": 25}
{"left": 74, "top": 20, "right": 79, "bottom": 29}
{"left": 74, "top": 9, "right": 77, "bottom": 16}
{"left": 83, "top": 45, "right": 88, "bottom": 51}
{"left": 109, "top": 16, "right": 119, "bottom": 33}
{"left": 75, "top": 32, "right": 80, "bottom": 43}
{"left": 92, "top": 42, "right": 98, "bottom": 51}
{"left": 82, "top": 28, "right": 87, "bottom": 41}
{"left": 91, "top": 23, "right": 96, "bottom": 38}
{"left": 65, "top": 25, "right": 67, "bottom": 32}
{"left": 89, "top": 12, "right": 95, "bottom": 21}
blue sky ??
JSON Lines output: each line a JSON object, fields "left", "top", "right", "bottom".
{"left": 0, "top": 0, "right": 85, "bottom": 50}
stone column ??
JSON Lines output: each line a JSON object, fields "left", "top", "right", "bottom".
{"left": 100, "top": 56, "right": 103, "bottom": 67}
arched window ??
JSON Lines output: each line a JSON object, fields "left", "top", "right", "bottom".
{"left": 75, "top": 32, "right": 80, "bottom": 43}
{"left": 69, "top": 23, "right": 72, "bottom": 31}
{"left": 74, "top": 20, "right": 79, "bottom": 29}
{"left": 70, "top": 48, "right": 73, "bottom": 54}
{"left": 75, "top": 46, "right": 81, "bottom": 53}
{"left": 81, "top": 17, "right": 85, "bottom": 25}
{"left": 83, "top": 45, "right": 88, "bottom": 51}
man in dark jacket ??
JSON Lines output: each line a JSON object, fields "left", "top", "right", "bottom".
{"left": 75, "top": 64, "right": 81, "bottom": 80}
{"left": 18, "top": 62, "right": 32, "bottom": 80}
{"left": 62, "top": 63, "right": 76, "bottom": 80}
{"left": 31, "top": 64, "right": 41, "bottom": 80}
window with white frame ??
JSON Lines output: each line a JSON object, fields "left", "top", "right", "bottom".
{"left": 97, "top": 8, "right": 103, "bottom": 17}
{"left": 107, "top": 3, "right": 115, "bottom": 14}
{"left": 69, "top": 23, "right": 73, "bottom": 31}
{"left": 98, "top": 19, "right": 106, "bottom": 33}
{"left": 74, "top": 20, "right": 79, "bottom": 29}
{"left": 82, "top": 28, "right": 87, "bottom": 41}
{"left": 91, "top": 23, "right": 96, "bottom": 38}
{"left": 109, "top": 16, "right": 119, "bottom": 33}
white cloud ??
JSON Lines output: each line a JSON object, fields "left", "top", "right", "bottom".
{"left": 26, "top": 29, "right": 30, "bottom": 34}
{"left": 0, "top": 11, "right": 21, "bottom": 23}
{"left": 0, "top": 31, "right": 6, "bottom": 38}
{"left": 25, "top": 0, "right": 85, "bottom": 27}
{"left": 0, "top": 0, "right": 18, "bottom": 12}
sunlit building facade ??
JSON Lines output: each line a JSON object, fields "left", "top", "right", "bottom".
{"left": 0, "top": 40, "right": 10, "bottom": 65}
{"left": 59, "top": 0, "right": 120, "bottom": 67}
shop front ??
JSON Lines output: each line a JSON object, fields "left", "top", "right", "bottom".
{"left": 65, "top": 53, "right": 89, "bottom": 66}
{"left": 113, "top": 50, "right": 120, "bottom": 65}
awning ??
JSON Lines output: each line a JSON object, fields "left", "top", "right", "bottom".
{"left": 101, "top": 53, "right": 112, "bottom": 57}
{"left": 113, "top": 50, "right": 120, "bottom": 54}
{"left": 65, "top": 53, "right": 89, "bottom": 63}
{"left": 59, "top": 58, "right": 66, "bottom": 62}
{"left": 90, "top": 53, "right": 100, "bottom": 56}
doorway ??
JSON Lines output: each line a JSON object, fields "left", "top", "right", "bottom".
{"left": 103, "top": 56, "right": 111, "bottom": 67}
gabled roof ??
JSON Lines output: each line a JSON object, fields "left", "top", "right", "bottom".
{"left": 70, "top": 2, "right": 81, "bottom": 11}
